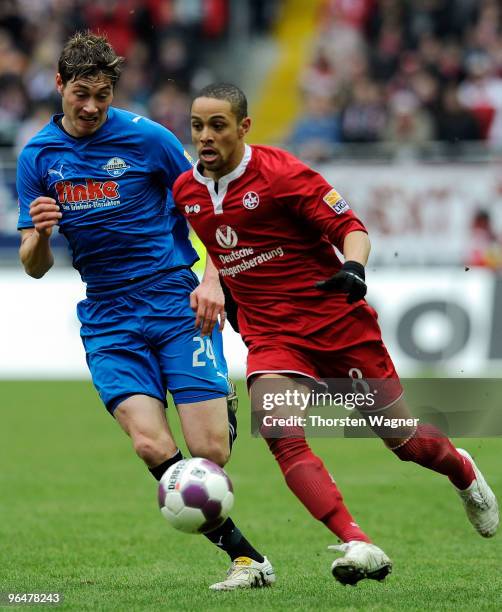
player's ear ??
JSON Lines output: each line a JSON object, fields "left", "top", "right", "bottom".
{"left": 55, "top": 73, "right": 64, "bottom": 95}
{"left": 239, "top": 117, "right": 251, "bottom": 137}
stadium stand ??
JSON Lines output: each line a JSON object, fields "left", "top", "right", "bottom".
{"left": 1, "top": 0, "right": 502, "bottom": 268}
{"left": 0, "top": 0, "right": 280, "bottom": 243}
{"left": 286, "top": 0, "right": 502, "bottom": 160}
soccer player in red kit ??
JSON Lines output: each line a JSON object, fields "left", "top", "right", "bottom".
{"left": 173, "top": 83, "right": 499, "bottom": 587}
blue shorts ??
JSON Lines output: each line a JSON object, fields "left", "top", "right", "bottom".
{"left": 77, "top": 269, "right": 229, "bottom": 413}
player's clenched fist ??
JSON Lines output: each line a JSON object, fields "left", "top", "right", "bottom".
{"left": 316, "top": 260, "right": 367, "bottom": 304}
{"left": 29, "top": 197, "right": 62, "bottom": 236}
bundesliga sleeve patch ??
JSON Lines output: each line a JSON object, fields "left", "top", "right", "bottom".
{"left": 323, "top": 188, "right": 350, "bottom": 214}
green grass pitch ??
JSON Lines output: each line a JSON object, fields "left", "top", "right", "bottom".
{"left": 1, "top": 380, "right": 501, "bottom": 611}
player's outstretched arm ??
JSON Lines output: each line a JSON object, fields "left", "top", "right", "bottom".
{"left": 190, "top": 256, "right": 226, "bottom": 337}
{"left": 19, "top": 197, "right": 61, "bottom": 278}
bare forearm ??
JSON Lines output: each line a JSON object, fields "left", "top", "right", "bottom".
{"left": 191, "top": 253, "right": 225, "bottom": 335}
{"left": 19, "top": 231, "right": 54, "bottom": 278}
{"left": 19, "top": 196, "right": 61, "bottom": 278}
{"left": 202, "top": 253, "right": 221, "bottom": 284}
{"left": 343, "top": 231, "right": 370, "bottom": 265}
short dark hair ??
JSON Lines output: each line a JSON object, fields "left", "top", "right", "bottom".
{"left": 58, "top": 31, "right": 124, "bottom": 86}
{"left": 194, "top": 83, "right": 248, "bottom": 122}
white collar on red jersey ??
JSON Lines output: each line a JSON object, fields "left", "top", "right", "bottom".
{"left": 193, "top": 144, "right": 252, "bottom": 215}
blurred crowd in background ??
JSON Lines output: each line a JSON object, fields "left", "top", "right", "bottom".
{"left": 290, "top": 0, "right": 502, "bottom": 161}
{"left": 3, "top": 0, "right": 502, "bottom": 155}
{"left": 0, "top": 0, "right": 278, "bottom": 152}
{"left": 1, "top": 0, "right": 502, "bottom": 268}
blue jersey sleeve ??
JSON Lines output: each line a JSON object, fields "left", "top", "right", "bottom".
{"left": 142, "top": 119, "right": 193, "bottom": 187}
{"left": 16, "top": 148, "right": 44, "bottom": 229}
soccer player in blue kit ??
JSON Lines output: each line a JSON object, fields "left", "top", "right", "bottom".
{"left": 17, "top": 32, "right": 274, "bottom": 590}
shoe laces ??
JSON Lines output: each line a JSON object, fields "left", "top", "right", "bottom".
{"left": 227, "top": 557, "right": 252, "bottom": 578}
{"left": 468, "top": 482, "right": 490, "bottom": 509}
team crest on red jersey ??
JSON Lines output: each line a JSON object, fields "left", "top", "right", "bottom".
{"left": 243, "top": 191, "right": 260, "bottom": 210}
{"left": 215, "top": 225, "right": 238, "bottom": 249}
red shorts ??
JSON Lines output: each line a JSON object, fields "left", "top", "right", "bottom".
{"left": 246, "top": 304, "right": 403, "bottom": 410}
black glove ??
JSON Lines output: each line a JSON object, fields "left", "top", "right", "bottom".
{"left": 315, "top": 261, "right": 367, "bottom": 304}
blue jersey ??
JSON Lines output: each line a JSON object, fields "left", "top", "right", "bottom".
{"left": 17, "top": 107, "right": 197, "bottom": 291}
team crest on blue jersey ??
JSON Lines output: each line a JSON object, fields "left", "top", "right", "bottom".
{"left": 102, "top": 157, "right": 130, "bottom": 177}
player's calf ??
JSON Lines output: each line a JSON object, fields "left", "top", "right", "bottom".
{"left": 390, "top": 423, "right": 475, "bottom": 490}
{"left": 227, "top": 379, "right": 238, "bottom": 451}
{"left": 265, "top": 434, "right": 371, "bottom": 543}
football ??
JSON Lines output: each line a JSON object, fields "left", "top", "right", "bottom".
{"left": 158, "top": 458, "right": 234, "bottom": 534}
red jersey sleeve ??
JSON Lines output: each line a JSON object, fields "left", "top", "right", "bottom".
{"left": 271, "top": 151, "right": 366, "bottom": 252}
{"left": 172, "top": 171, "right": 189, "bottom": 207}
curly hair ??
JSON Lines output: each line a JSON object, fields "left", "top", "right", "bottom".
{"left": 58, "top": 31, "right": 124, "bottom": 85}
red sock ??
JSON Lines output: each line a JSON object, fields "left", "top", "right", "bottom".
{"left": 392, "top": 423, "right": 475, "bottom": 489}
{"left": 265, "top": 432, "right": 370, "bottom": 543}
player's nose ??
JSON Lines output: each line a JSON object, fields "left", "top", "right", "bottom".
{"left": 83, "top": 99, "right": 99, "bottom": 114}
{"left": 200, "top": 127, "right": 214, "bottom": 143}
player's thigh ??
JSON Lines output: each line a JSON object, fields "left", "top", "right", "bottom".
{"left": 250, "top": 373, "right": 312, "bottom": 438}
{"left": 177, "top": 397, "right": 230, "bottom": 466}
{"left": 317, "top": 305, "right": 403, "bottom": 409}
{"left": 115, "top": 394, "right": 178, "bottom": 460}
{"left": 246, "top": 343, "right": 320, "bottom": 397}
{"left": 77, "top": 297, "right": 166, "bottom": 413}
{"left": 154, "top": 304, "right": 229, "bottom": 406}
{"left": 325, "top": 339, "right": 416, "bottom": 444}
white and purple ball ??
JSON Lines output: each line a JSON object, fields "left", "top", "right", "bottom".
{"left": 158, "top": 458, "right": 234, "bottom": 534}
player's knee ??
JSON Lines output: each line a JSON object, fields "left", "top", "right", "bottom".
{"left": 133, "top": 435, "right": 167, "bottom": 466}
{"left": 190, "top": 441, "right": 230, "bottom": 467}
{"left": 208, "top": 447, "right": 230, "bottom": 467}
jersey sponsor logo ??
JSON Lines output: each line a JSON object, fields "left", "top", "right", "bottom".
{"left": 220, "top": 246, "right": 285, "bottom": 278}
{"left": 55, "top": 179, "right": 120, "bottom": 204}
{"left": 243, "top": 191, "right": 260, "bottom": 210}
{"left": 215, "top": 225, "right": 238, "bottom": 249}
{"left": 219, "top": 247, "right": 254, "bottom": 264}
{"left": 102, "top": 157, "right": 130, "bottom": 177}
{"left": 47, "top": 164, "right": 65, "bottom": 180}
{"left": 185, "top": 203, "right": 201, "bottom": 214}
{"left": 323, "top": 188, "right": 350, "bottom": 214}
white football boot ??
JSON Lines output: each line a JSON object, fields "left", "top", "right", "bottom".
{"left": 209, "top": 556, "right": 276, "bottom": 590}
{"left": 329, "top": 541, "right": 392, "bottom": 586}
{"left": 456, "top": 448, "right": 499, "bottom": 538}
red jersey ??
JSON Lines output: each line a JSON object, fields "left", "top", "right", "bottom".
{"left": 173, "top": 145, "right": 367, "bottom": 345}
